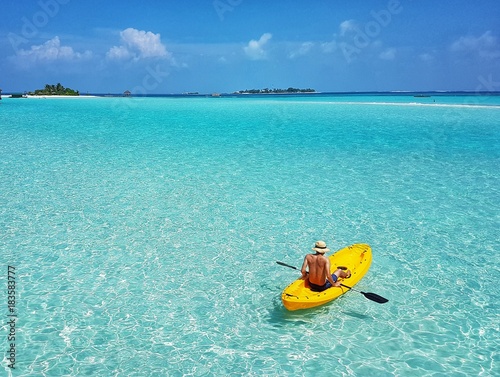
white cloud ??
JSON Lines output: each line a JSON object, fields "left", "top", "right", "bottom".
{"left": 379, "top": 48, "right": 396, "bottom": 60}
{"left": 106, "top": 45, "right": 132, "bottom": 60}
{"left": 321, "top": 40, "right": 337, "bottom": 53}
{"left": 121, "top": 28, "right": 168, "bottom": 58}
{"left": 15, "top": 37, "right": 92, "bottom": 64}
{"left": 339, "top": 20, "right": 357, "bottom": 36}
{"left": 107, "top": 28, "right": 170, "bottom": 60}
{"left": 450, "top": 31, "right": 500, "bottom": 59}
{"left": 244, "top": 33, "right": 272, "bottom": 60}
{"left": 288, "top": 42, "right": 314, "bottom": 59}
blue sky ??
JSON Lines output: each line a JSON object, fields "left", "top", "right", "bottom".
{"left": 1, "top": 0, "right": 500, "bottom": 94}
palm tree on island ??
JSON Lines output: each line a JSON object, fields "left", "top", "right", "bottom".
{"left": 28, "top": 83, "right": 80, "bottom": 96}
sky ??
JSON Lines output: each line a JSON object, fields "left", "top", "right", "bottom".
{"left": 1, "top": 0, "right": 500, "bottom": 94}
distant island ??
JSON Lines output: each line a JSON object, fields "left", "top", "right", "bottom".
{"left": 235, "top": 87, "right": 315, "bottom": 94}
{"left": 28, "top": 83, "right": 79, "bottom": 96}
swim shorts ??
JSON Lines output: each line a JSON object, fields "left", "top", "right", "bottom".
{"left": 309, "top": 274, "right": 337, "bottom": 292}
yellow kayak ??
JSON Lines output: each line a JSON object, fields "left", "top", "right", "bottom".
{"left": 281, "top": 243, "right": 372, "bottom": 311}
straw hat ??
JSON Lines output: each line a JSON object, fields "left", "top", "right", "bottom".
{"left": 312, "top": 240, "right": 330, "bottom": 254}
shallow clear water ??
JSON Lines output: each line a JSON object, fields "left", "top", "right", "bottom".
{"left": 1, "top": 95, "right": 499, "bottom": 376}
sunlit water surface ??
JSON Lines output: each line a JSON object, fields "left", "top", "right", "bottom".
{"left": 1, "top": 94, "right": 499, "bottom": 376}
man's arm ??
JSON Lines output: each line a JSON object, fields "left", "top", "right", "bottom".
{"left": 300, "top": 256, "right": 308, "bottom": 279}
{"left": 325, "top": 258, "right": 336, "bottom": 286}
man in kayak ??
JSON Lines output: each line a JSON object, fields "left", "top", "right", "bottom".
{"left": 301, "top": 240, "right": 351, "bottom": 292}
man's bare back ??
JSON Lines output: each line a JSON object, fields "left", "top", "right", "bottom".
{"left": 304, "top": 254, "right": 327, "bottom": 285}
{"left": 301, "top": 253, "right": 337, "bottom": 287}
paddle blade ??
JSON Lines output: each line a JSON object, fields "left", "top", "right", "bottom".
{"left": 361, "top": 291, "right": 389, "bottom": 304}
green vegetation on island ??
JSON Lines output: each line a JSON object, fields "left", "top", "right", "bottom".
{"left": 28, "top": 83, "right": 79, "bottom": 96}
{"left": 236, "top": 87, "right": 315, "bottom": 94}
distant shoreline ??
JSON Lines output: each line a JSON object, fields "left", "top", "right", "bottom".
{"left": 2, "top": 91, "right": 498, "bottom": 100}
{"left": 26, "top": 95, "right": 97, "bottom": 99}
{"left": 101, "top": 90, "right": 499, "bottom": 97}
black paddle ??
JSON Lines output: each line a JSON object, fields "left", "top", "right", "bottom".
{"left": 276, "top": 261, "right": 388, "bottom": 304}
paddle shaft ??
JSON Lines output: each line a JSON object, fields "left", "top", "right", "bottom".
{"left": 340, "top": 283, "right": 360, "bottom": 292}
{"left": 276, "top": 261, "right": 299, "bottom": 270}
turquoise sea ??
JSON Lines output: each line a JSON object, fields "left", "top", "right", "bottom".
{"left": 1, "top": 94, "right": 499, "bottom": 376}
